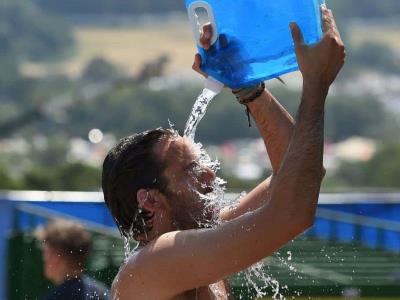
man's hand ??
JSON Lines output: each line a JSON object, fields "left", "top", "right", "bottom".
{"left": 290, "top": 5, "right": 346, "bottom": 89}
{"left": 192, "top": 23, "right": 213, "bottom": 79}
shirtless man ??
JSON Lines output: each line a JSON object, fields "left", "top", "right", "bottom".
{"left": 101, "top": 6, "right": 345, "bottom": 300}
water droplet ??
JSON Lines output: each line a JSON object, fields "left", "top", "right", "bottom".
{"left": 287, "top": 251, "right": 292, "bottom": 261}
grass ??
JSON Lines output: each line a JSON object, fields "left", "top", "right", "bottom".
{"left": 21, "top": 22, "right": 400, "bottom": 78}
{"left": 349, "top": 25, "right": 400, "bottom": 49}
{"left": 22, "top": 22, "right": 197, "bottom": 78}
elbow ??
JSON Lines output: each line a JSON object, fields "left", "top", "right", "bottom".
{"left": 293, "top": 214, "right": 315, "bottom": 236}
{"left": 302, "top": 214, "right": 316, "bottom": 231}
{"left": 294, "top": 204, "right": 317, "bottom": 234}
{"left": 288, "top": 215, "right": 315, "bottom": 240}
{"left": 322, "top": 166, "right": 327, "bottom": 179}
{"left": 315, "top": 166, "right": 326, "bottom": 184}
{"left": 302, "top": 202, "right": 318, "bottom": 231}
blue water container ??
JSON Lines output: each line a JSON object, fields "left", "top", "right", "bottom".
{"left": 186, "top": 0, "right": 325, "bottom": 88}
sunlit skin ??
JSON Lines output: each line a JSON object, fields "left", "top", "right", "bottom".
{"left": 112, "top": 6, "right": 345, "bottom": 300}
{"left": 135, "top": 135, "right": 218, "bottom": 243}
{"left": 158, "top": 137, "right": 217, "bottom": 226}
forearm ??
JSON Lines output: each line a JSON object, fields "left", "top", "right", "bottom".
{"left": 220, "top": 90, "right": 295, "bottom": 221}
{"left": 247, "top": 90, "right": 295, "bottom": 173}
{"left": 221, "top": 83, "right": 325, "bottom": 222}
{"left": 266, "top": 81, "right": 328, "bottom": 225}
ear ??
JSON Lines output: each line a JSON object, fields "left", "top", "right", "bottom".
{"left": 136, "top": 189, "right": 169, "bottom": 213}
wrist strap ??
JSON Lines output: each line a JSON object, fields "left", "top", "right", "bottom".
{"left": 232, "top": 82, "right": 265, "bottom": 105}
{"left": 232, "top": 82, "right": 265, "bottom": 127}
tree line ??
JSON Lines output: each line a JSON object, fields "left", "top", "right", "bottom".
{"left": 1, "top": 0, "right": 400, "bottom": 191}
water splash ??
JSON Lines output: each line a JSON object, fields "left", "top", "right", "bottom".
{"left": 184, "top": 88, "right": 218, "bottom": 140}
{"left": 287, "top": 251, "right": 292, "bottom": 261}
{"left": 183, "top": 140, "right": 229, "bottom": 228}
{"left": 241, "top": 261, "right": 289, "bottom": 300}
{"left": 276, "top": 251, "right": 298, "bottom": 274}
{"left": 123, "top": 235, "right": 132, "bottom": 262}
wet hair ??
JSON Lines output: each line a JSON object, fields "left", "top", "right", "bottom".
{"left": 36, "top": 219, "right": 91, "bottom": 267}
{"left": 102, "top": 128, "right": 175, "bottom": 240}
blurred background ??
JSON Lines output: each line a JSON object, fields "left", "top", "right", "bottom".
{"left": 0, "top": 0, "right": 399, "bottom": 299}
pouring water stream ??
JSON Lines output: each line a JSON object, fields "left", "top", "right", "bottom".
{"left": 184, "top": 77, "right": 224, "bottom": 140}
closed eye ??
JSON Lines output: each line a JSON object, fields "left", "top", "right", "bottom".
{"left": 187, "top": 160, "right": 201, "bottom": 173}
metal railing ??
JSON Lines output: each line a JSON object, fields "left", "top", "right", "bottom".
{"left": 314, "top": 208, "right": 400, "bottom": 252}
{"left": 3, "top": 191, "right": 400, "bottom": 251}
{"left": 13, "top": 203, "right": 120, "bottom": 238}
{"left": 317, "top": 208, "right": 400, "bottom": 232}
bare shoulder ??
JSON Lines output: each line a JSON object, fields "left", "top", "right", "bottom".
{"left": 111, "top": 249, "right": 144, "bottom": 299}
{"left": 111, "top": 232, "right": 183, "bottom": 300}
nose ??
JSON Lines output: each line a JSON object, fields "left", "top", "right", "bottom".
{"left": 200, "top": 166, "right": 216, "bottom": 184}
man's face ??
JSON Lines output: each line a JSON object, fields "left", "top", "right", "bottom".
{"left": 155, "top": 135, "right": 218, "bottom": 230}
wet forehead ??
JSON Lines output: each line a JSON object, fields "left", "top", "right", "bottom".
{"left": 154, "top": 136, "right": 199, "bottom": 166}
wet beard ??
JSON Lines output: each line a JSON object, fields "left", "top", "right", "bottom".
{"left": 163, "top": 187, "right": 216, "bottom": 231}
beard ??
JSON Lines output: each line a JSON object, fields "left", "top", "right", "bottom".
{"left": 162, "top": 184, "right": 218, "bottom": 230}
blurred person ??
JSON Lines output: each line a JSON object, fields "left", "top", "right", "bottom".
{"left": 36, "top": 219, "right": 110, "bottom": 300}
{"left": 102, "top": 6, "right": 345, "bottom": 300}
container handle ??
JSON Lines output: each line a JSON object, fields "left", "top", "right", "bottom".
{"left": 188, "top": 1, "right": 218, "bottom": 47}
